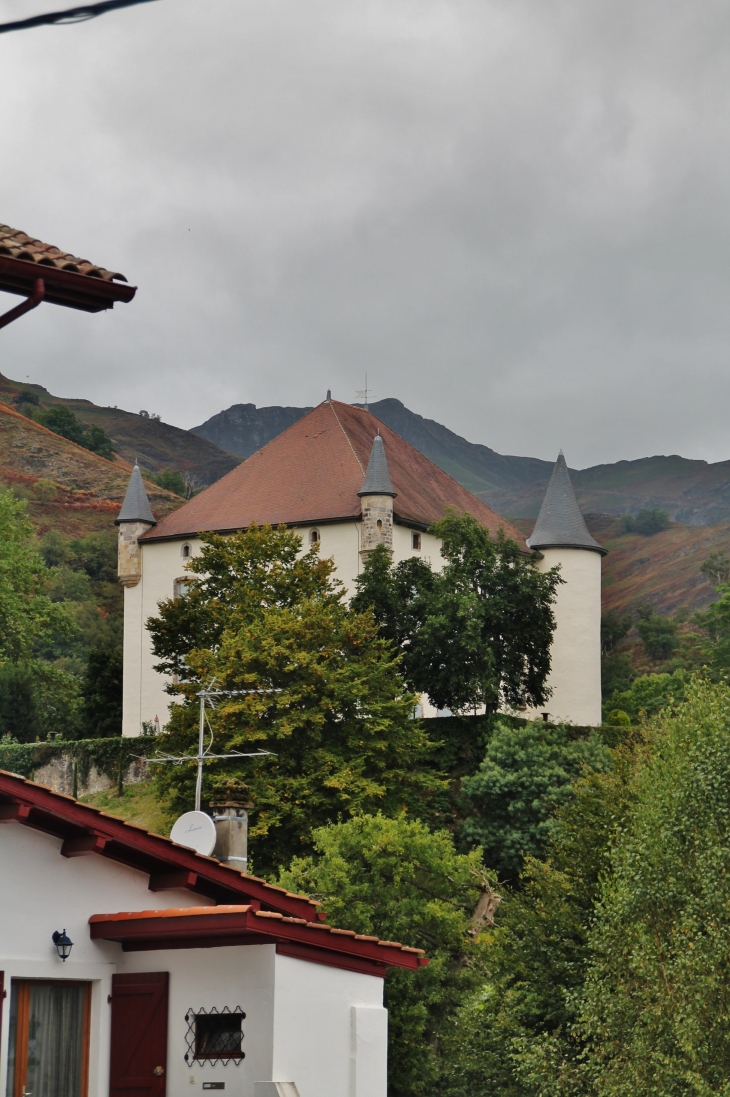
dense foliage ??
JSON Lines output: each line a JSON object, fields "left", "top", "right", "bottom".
{"left": 352, "top": 513, "right": 562, "bottom": 712}
{"left": 29, "top": 403, "right": 116, "bottom": 460}
{"left": 459, "top": 719, "right": 612, "bottom": 883}
{"left": 149, "top": 525, "right": 437, "bottom": 873}
{"left": 622, "top": 508, "right": 670, "bottom": 535}
{"left": 279, "top": 814, "right": 498, "bottom": 1097}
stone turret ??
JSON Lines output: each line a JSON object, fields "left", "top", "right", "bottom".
{"left": 527, "top": 452, "right": 607, "bottom": 726}
{"left": 358, "top": 434, "right": 396, "bottom": 559}
{"left": 116, "top": 465, "right": 156, "bottom": 587}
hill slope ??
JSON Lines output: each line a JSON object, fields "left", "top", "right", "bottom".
{"left": 0, "top": 399, "right": 180, "bottom": 536}
{"left": 0, "top": 374, "right": 240, "bottom": 487}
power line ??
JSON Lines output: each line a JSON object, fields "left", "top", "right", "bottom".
{"left": 0, "top": 0, "right": 160, "bottom": 35}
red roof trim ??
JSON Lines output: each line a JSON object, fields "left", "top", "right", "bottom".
{"left": 0, "top": 255, "right": 136, "bottom": 313}
{"left": 89, "top": 906, "right": 425, "bottom": 972}
{"left": 0, "top": 770, "right": 318, "bottom": 920}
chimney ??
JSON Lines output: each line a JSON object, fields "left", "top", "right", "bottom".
{"left": 211, "top": 798, "right": 252, "bottom": 873}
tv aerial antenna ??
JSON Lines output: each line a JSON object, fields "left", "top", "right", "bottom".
{"left": 152, "top": 682, "right": 277, "bottom": 812}
{"left": 355, "top": 373, "right": 371, "bottom": 412}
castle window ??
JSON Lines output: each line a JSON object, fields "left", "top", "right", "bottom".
{"left": 175, "top": 578, "right": 192, "bottom": 599}
{"left": 310, "top": 529, "right": 320, "bottom": 545}
{"left": 376, "top": 519, "right": 383, "bottom": 530}
{"left": 412, "top": 533, "right": 421, "bottom": 550}
{"left": 181, "top": 543, "right": 191, "bottom": 559}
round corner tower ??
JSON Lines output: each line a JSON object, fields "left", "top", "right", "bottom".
{"left": 527, "top": 451, "right": 606, "bottom": 727}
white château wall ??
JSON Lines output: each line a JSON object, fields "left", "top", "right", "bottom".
{"left": 531, "top": 546, "right": 603, "bottom": 726}
{"left": 122, "top": 521, "right": 443, "bottom": 737}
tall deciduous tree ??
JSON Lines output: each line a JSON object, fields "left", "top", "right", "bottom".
{"left": 148, "top": 525, "right": 438, "bottom": 873}
{"left": 278, "top": 813, "right": 498, "bottom": 1097}
{"left": 0, "top": 489, "right": 72, "bottom": 661}
{"left": 352, "top": 513, "right": 562, "bottom": 713}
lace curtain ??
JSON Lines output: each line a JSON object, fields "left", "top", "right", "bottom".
{"left": 6, "top": 982, "right": 86, "bottom": 1097}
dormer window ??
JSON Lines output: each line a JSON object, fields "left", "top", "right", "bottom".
{"left": 310, "top": 529, "right": 320, "bottom": 545}
{"left": 181, "top": 543, "right": 191, "bottom": 559}
{"left": 412, "top": 533, "right": 421, "bottom": 550}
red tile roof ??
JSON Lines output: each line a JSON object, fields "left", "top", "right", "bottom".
{"left": 144, "top": 400, "right": 527, "bottom": 548}
{"left": 0, "top": 224, "right": 136, "bottom": 312}
{"left": 90, "top": 905, "right": 427, "bottom": 972}
{"left": 0, "top": 769, "right": 318, "bottom": 920}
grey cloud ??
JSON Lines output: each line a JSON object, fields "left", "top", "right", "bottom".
{"left": 0, "top": 0, "right": 729, "bottom": 466}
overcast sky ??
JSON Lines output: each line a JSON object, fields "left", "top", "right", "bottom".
{"left": 1, "top": 0, "right": 729, "bottom": 468}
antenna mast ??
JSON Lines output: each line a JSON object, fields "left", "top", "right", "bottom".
{"left": 355, "top": 373, "right": 371, "bottom": 412}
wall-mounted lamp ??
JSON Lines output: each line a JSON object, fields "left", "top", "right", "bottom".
{"left": 52, "top": 929, "right": 73, "bottom": 962}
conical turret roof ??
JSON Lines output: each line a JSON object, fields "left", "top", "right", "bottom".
{"left": 115, "top": 464, "right": 156, "bottom": 526}
{"left": 527, "top": 452, "right": 605, "bottom": 555}
{"left": 358, "top": 434, "right": 396, "bottom": 497}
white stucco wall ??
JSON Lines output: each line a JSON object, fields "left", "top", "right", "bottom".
{"left": 0, "top": 822, "right": 210, "bottom": 1097}
{"left": 271, "top": 954, "right": 386, "bottom": 1097}
{"left": 0, "top": 824, "right": 388, "bottom": 1097}
{"left": 530, "top": 547, "right": 603, "bottom": 726}
{"left": 125, "top": 521, "right": 442, "bottom": 736}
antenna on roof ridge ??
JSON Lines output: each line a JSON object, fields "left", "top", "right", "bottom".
{"left": 355, "top": 372, "right": 371, "bottom": 412}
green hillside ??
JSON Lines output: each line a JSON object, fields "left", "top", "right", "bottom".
{"left": 0, "top": 373, "right": 240, "bottom": 487}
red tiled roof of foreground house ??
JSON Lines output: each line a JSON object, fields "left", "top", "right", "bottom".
{"left": 0, "top": 224, "right": 136, "bottom": 312}
{"left": 144, "top": 400, "right": 528, "bottom": 549}
{"left": 0, "top": 225, "right": 128, "bottom": 282}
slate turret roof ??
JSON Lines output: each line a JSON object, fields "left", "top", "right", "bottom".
{"left": 116, "top": 464, "right": 157, "bottom": 526}
{"left": 527, "top": 452, "right": 606, "bottom": 555}
{"left": 358, "top": 434, "right": 396, "bottom": 497}
{"left": 141, "top": 400, "right": 527, "bottom": 549}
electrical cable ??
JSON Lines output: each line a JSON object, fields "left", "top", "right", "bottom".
{"left": 0, "top": 0, "right": 160, "bottom": 35}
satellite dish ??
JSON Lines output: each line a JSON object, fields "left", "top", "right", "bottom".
{"left": 170, "top": 811, "right": 217, "bottom": 856}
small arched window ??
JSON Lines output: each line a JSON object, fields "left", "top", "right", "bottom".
{"left": 310, "top": 529, "right": 320, "bottom": 545}
{"left": 181, "top": 543, "right": 191, "bottom": 559}
{"left": 376, "top": 519, "right": 383, "bottom": 530}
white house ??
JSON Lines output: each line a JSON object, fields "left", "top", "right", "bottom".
{"left": 0, "top": 770, "right": 424, "bottom": 1097}
{"left": 117, "top": 397, "right": 605, "bottom": 732}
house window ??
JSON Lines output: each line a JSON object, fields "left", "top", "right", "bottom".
{"left": 181, "top": 543, "right": 191, "bottom": 559}
{"left": 7, "top": 980, "right": 91, "bottom": 1097}
{"left": 412, "top": 533, "right": 421, "bottom": 550}
{"left": 175, "top": 578, "right": 193, "bottom": 599}
{"left": 185, "top": 1009, "right": 246, "bottom": 1065}
{"left": 309, "top": 529, "right": 320, "bottom": 545}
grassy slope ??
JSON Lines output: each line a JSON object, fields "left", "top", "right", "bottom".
{"left": 0, "top": 398, "right": 182, "bottom": 535}
{"left": 80, "top": 780, "right": 175, "bottom": 837}
{"left": 0, "top": 373, "right": 240, "bottom": 487}
{"left": 510, "top": 515, "right": 726, "bottom": 616}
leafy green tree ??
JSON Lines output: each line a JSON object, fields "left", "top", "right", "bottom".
{"left": 636, "top": 602, "right": 678, "bottom": 660}
{"left": 608, "top": 668, "right": 689, "bottom": 721}
{"left": 352, "top": 514, "right": 562, "bottom": 713}
{"left": 0, "top": 660, "right": 82, "bottom": 741}
{"left": 698, "top": 579, "right": 730, "bottom": 672}
{"left": 600, "top": 610, "right": 632, "bottom": 656}
{"left": 149, "top": 525, "right": 437, "bottom": 873}
{"left": 622, "top": 509, "right": 670, "bottom": 535}
{"left": 279, "top": 814, "right": 497, "bottom": 1097}
{"left": 459, "top": 720, "right": 612, "bottom": 883}
{"left": 0, "top": 489, "right": 72, "bottom": 662}
{"left": 438, "top": 741, "right": 641, "bottom": 1097}
{"left": 35, "top": 405, "right": 115, "bottom": 460}
{"left": 577, "top": 681, "right": 730, "bottom": 1095}
{"left": 701, "top": 549, "right": 730, "bottom": 586}
{"left": 82, "top": 649, "right": 123, "bottom": 737}
{"left": 152, "top": 468, "right": 186, "bottom": 496}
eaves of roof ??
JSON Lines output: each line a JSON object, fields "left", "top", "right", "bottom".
{"left": 90, "top": 905, "right": 427, "bottom": 976}
{"left": 0, "top": 225, "right": 136, "bottom": 313}
{"left": 0, "top": 770, "right": 318, "bottom": 920}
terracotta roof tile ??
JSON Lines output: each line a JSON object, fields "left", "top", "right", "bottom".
{"left": 0, "top": 224, "right": 128, "bottom": 283}
{"left": 144, "top": 400, "right": 527, "bottom": 549}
